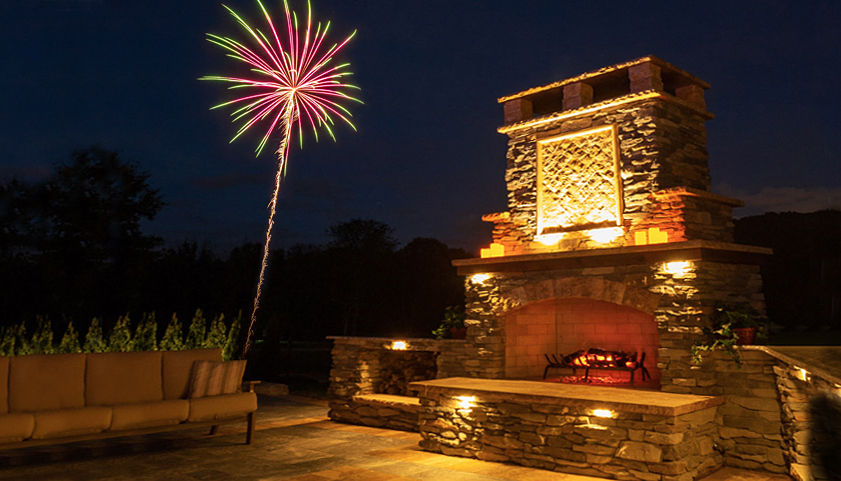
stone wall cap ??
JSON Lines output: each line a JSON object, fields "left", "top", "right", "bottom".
{"left": 498, "top": 55, "right": 710, "bottom": 104}
{"left": 410, "top": 377, "right": 723, "bottom": 416}
{"left": 746, "top": 345, "right": 841, "bottom": 386}
{"left": 353, "top": 393, "right": 421, "bottom": 406}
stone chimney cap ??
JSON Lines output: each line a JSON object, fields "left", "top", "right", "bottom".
{"left": 497, "top": 55, "right": 710, "bottom": 104}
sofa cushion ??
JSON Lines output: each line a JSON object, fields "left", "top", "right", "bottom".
{"left": 162, "top": 349, "right": 222, "bottom": 400}
{"left": 0, "top": 412, "right": 35, "bottom": 443}
{"left": 109, "top": 399, "right": 189, "bottom": 431}
{"left": 31, "top": 406, "right": 112, "bottom": 440}
{"left": 189, "top": 360, "right": 247, "bottom": 398}
{"left": 9, "top": 353, "right": 87, "bottom": 412}
{"left": 0, "top": 356, "right": 9, "bottom": 414}
{"left": 188, "top": 392, "right": 257, "bottom": 422}
{"left": 86, "top": 351, "right": 163, "bottom": 406}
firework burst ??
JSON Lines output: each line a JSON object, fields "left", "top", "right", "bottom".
{"left": 202, "top": 0, "right": 360, "bottom": 356}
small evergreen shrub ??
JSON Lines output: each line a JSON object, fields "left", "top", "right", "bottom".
{"left": 57, "top": 322, "right": 81, "bottom": 354}
{"left": 160, "top": 314, "right": 185, "bottom": 351}
{"left": 83, "top": 318, "right": 107, "bottom": 353}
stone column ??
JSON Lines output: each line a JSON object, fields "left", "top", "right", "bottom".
{"left": 504, "top": 98, "right": 534, "bottom": 124}
{"left": 628, "top": 62, "right": 664, "bottom": 92}
{"left": 562, "top": 82, "right": 593, "bottom": 110}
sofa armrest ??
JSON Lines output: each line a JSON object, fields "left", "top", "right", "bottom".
{"left": 242, "top": 380, "right": 261, "bottom": 393}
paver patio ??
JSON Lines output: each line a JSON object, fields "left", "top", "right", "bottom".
{"left": 0, "top": 395, "right": 792, "bottom": 481}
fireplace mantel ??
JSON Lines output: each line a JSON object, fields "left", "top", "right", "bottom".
{"left": 453, "top": 239, "right": 772, "bottom": 275}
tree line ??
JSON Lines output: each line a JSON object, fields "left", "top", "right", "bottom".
{"left": 0, "top": 147, "right": 470, "bottom": 349}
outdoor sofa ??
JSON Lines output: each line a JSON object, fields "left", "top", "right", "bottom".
{"left": 0, "top": 348, "right": 257, "bottom": 449}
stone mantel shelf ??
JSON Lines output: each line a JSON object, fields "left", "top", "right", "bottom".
{"left": 410, "top": 377, "right": 723, "bottom": 417}
{"left": 453, "top": 240, "right": 772, "bottom": 275}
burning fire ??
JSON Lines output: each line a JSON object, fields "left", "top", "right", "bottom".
{"left": 567, "top": 348, "right": 637, "bottom": 369}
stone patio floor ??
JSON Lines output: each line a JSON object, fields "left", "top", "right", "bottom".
{"left": 0, "top": 395, "right": 793, "bottom": 481}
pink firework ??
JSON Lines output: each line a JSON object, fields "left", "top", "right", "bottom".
{"left": 202, "top": 0, "right": 360, "bottom": 356}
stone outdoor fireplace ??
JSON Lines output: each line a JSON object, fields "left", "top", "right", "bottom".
{"left": 328, "top": 57, "right": 834, "bottom": 479}
{"left": 452, "top": 55, "right": 770, "bottom": 391}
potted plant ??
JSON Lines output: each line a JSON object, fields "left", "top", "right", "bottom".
{"left": 691, "top": 303, "right": 768, "bottom": 366}
{"left": 714, "top": 304, "right": 764, "bottom": 346}
{"left": 433, "top": 306, "right": 466, "bottom": 340}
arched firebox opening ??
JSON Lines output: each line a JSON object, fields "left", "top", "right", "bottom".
{"left": 504, "top": 297, "right": 660, "bottom": 386}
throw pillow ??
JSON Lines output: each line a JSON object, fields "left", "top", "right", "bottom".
{"left": 189, "top": 360, "right": 247, "bottom": 398}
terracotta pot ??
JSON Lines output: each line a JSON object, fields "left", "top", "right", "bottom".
{"left": 449, "top": 327, "right": 467, "bottom": 339}
{"left": 733, "top": 327, "right": 756, "bottom": 345}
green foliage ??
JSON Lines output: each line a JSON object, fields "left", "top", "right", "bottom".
{"left": 14, "top": 324, "right": 32, "bottom": 355}
{"left": 133, "top": 313, "right": 158, "bottom": 351}
{"left": 185, "top": 309, "right": 206, "bottom": 349}
{"left": 1, "top": 309, "right": 239, "bottom": 359}
{"left": 223, "top": 313, "right": 242, "bottom": 361}
{"left": 432, "top": 305, "right": 466, "bottom": 340}
{"left": 0, "top": 326, "right": 16, "bottom": 356}
{"left": 107, "top": 314, "right": 134, "bottom": 352}
{"left": 83, "top": 318, "right": 107, "bottom": 353}
{"left": 57, "top": 322, "right": 81, "bottom": 354}
{"left": 160, "top": 314, "right": 184, "bottom": 351}
{"left": 206, "top": 314, "right": 227, "bottom": 350}
{"left": 690, "top": 322, "right": 741, "bottom": 367}
{"left": 30, "top": 317, "right": 54, "bottom": 354}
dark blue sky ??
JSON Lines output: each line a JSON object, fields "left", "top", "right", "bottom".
{"left": 1, "top": 0, "right": 839, "bottom": 253}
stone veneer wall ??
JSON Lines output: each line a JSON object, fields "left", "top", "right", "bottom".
{"left": 462, "top": 260, "right": 765, "bottom": 387}
{"left": 701, "top": 350, "right": 787, "bottom": 474}
{"left": 769, "top": 354, "right": 841, "bottom": 481}
{"left": 327, "top": 337, "right": 469, "bottom": 431}
{"left": 416, "top": 386, "right": 721, "bottom": 480}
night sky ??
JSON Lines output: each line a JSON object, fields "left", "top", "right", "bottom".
{"left": 1, "top": 0, "right": 839, "bottom": 254}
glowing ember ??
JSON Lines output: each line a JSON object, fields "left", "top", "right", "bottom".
{"left": 202, "top": 0, "right": 360, "bottom": 356}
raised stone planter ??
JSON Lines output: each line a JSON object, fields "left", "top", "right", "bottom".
{"left": 411, "top": 377, "right": 724, "bottom": 481}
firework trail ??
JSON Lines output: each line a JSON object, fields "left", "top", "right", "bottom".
{"left": 202, "top": 0, "right": 360, "bottom": 357}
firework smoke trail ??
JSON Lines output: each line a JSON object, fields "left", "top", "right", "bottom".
{"left": 201, "top": 0, "right": 360, "bottom": 357}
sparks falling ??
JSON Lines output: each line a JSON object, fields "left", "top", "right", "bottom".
{"left": 201, "top": 0, "right": 360, "bottom": 357}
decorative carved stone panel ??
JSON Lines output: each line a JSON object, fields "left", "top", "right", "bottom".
{"left": 537, "top": 125, "right": 623, "bottom": 234}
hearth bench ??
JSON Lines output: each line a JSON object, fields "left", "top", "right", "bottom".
{"left": 0, "top": 348, "right": 258, "bottom": 449}
{"left": 411, "top": 378, "right": 725, "bottom": 481}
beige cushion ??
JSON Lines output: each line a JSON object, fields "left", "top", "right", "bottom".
{"left": 0, "top": 356, "right": 9, "bottom": 414}
{"left": 189, "top": 360, "right": 246, "bottom": 398}
{"left": 9, "top": 353, "right": 87, "bottom": 412}
{"left": 31, "top": 406, "right": 112, "bottom": 439}
{"left": 109, "top": 399, "right": 189, "bottom": 431}
{"left": 86, "top": 351, "right": 163, "bottom": 406}
{"left": 0, "top": 412, "right": 35, "bottom": 443}
{"left": 188, "top": 392, "right": 257, "bottom": 422}
{"left": 162, "top": 349, "right": 222, "bottom": 400}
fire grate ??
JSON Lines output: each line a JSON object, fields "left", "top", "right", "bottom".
{"left": 543, "top": 348, "right": 650, "bottom": 385}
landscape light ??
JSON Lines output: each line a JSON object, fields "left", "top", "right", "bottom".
{"left": 391, "top": 341, "right": 407, "bottom": 350}
{"left": 592, "top": 409, "right": 613, "bottom": 418}
{"left": 470, "top": 273, "right": 491, "bottom": 285}
{"left": 455, "top": 396, "right": 476, "bottom": 410}
{"left": 662, "top": 261, "right": 692, "bottom": 276}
